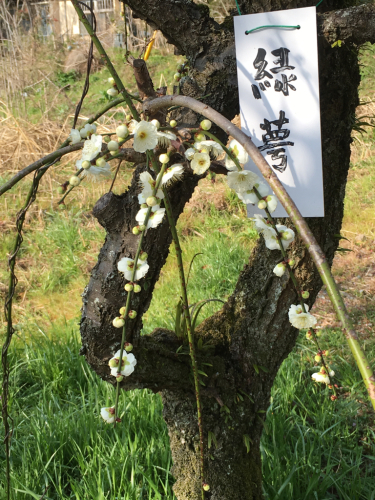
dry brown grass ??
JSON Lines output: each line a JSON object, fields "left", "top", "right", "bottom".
{"left": 0, "top": 99, "right": 71, "bottom": 174}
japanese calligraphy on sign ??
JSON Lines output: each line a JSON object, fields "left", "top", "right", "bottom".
{"left": 234, "top": 7, "right": 324, "bottom": 217}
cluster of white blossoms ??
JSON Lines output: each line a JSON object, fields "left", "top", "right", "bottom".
{"left": 227, "top": 169, "right": 278, "bottom": 213}
{"left": 251, "top": 214, "right": 295, "bottom": 251}
{"left": 68, "top": 115, "right": 133, "bottom": 186}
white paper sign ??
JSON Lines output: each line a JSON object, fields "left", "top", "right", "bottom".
{"left": 234, "top": 7, "right": 324, "bottom": 217}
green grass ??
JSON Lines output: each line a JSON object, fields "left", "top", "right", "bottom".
{"left": 2, "top": 323, "right": 174, "bottom": 500}
{"left": 2, "top": 321, "right": 374, "bottom": 499}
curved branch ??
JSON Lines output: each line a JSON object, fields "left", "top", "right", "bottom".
{"left": 144, "top": 94, "right": 375, "bottom": 408}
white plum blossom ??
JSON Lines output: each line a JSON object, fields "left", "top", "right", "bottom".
{"left": 311, "top": 372, "right": 330, "bottom": 384}
{"left": 100, "top": 407, "right": 115, "bottom": 423}
{"left": 185, "top": 148, "right": 196, "bottom": 160}
{"left": 225, "top": 139, "right": 249, "bottom": 170}
{"left": 237, "top": 181, "right": 269, "bottom": 204}
{"left": 273, "top": 262, "right": 286, "bottom": 277}
{"left": 277, "top": 225, "right": 295, "bottom": 248}
{"left": 162, "top": 164, "right": 184, "bottom": 185}
{"left": 136, "top": 206, "right": 165, "bottom": 229}
{"left": 197, "top": 140, "right": 224, "bottom": 158}
{"left": 110, "top": 350, "right": 137, "bottom": 377}
{"left": 81, "top": 134, "right": 103, "bottom": 161}
{"left": 118, "top": 257, "right": 149, "bottom": 281}
{"left": 157, "top": 130, "right": 176, "bottom": 148}
{"left": 76, "top": 159, "right": 111, "bottom": 180}
{"left": 69, "top": 128, "right": 81, "bottom": 144}
{"left": 265, "top": 195, "right": 278, "bottom": 213}
{"left": 191, "top": 152, "right": 211, "bottom": 175}
{"left": 288, "top": 304, "right": 317, "bottom": 330}
{"left": 227, "top": 171, "right": 259, "bottom": 193}
{"left": 138, "top": 171, "right": 164, "bottom": 202}
{"left": 252, "top": 214, "right": 270, "bottom": 232}
{"left": 133, "top": 121, "right": 158, "bottom": 153}
{"left": 80, "top": 123, "right": 97, "bottom": 139}
{"left": 257, "top": 224, "right": 295, "bottom": 251}
{"left": 127, "top": 119, "right": 139, "bottom": 133}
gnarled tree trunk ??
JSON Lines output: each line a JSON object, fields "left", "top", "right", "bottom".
{"left": 80, "top": 1, "right": 375, "bottom": 498}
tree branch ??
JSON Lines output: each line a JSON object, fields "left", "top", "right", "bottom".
{"left": 124, "top": 0, "right": 217, "bottom": 56}
{"left": 319, "top": 4, "right": 375, "bottom": 46}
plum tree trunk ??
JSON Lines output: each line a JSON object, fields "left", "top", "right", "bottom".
{"left": 79, "top": 1, "right": 375, "bottom": 498}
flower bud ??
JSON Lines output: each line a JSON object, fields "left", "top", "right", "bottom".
{"left": 108, "top": 140, "right": 119, "bottom": 151}
{"left": 301, "top": 291, "right": 310, "bottom": 299}
{"left": 151, "top": 119, "right": 160, "bottom": 129}
{"left": 202, "top": 483, "right": 210, "bottom": 492}
{"left": 133, "top": 284, "right": 141, "bottom": 293}
{"left": 174, "top": 72, "right": 181, "bottom": 81}
{"left": 108, "top": 77, "right": 115, "bottom": 85}
{"left": 288, "top": 259, "right": 295, "bottom": 266}
{"left": 126, "top": 114, "right": 132, "bottom": 121}
{"left": 177, "top": 64, "right": 184, "bottom": 72}
{"left": 96, "top": 157, "right": 107, "bottom": 168}
{"left": 141, "top": 203, "right": 148, "bottom": 209}
{"left": 315, "top": 330, "right": 321, "bottom": 337}
{"left": 82, "top": 160, "right": 91, "bottom": 170}
{"left": 128, "top": 310, "right": 137, "bottom": 319}
{"left": 107, "top": 87, "right": 119, "bottom": 97}
{"left": 116, "top": 125, "right": 129, "bottom": 138}
{"left": 200, "top": 119, "right": 212, "bottom": 131}
{"left": 104, "top": 135, "right": 111, "bottom": 143}
{"left": 273, "top": 262, "right": 286, "bottom": 277}
{"left": 306, "top": 331, "right": 313, "bottom": 340}
{"left": 108, "top": 358, "right": 118, "bottom": 367}
{"left": 194, "top": 132, "right": 206, "bottom": 142}
{"left": 124, "top": 342, "right": 133, "bottom": 352}
{"left": 146, "top": 196, "right": 158, "bottom": 207}
{"left": 139, "top": 251, "right": 148, "bottom": 261}
{"left": 113, "top": 317, "right": 125, "bottom": 328}
{"left": 119, "top": 306, "right": 126, "bottom": 316}
{"left": 159, "top": 153, "right": 169, "bottom": 164}
{"left": 132, "top": 226, "right": 140, "bottom": 235}
{"left": 331, "top": 395, "right": 338, "bottom": 401}
{"left": 139, "top": 225, "right": 146, "bottom": 232}
{"left": 314, "top": 354, "right": 322, "bottom": 362}
{"left": 125, "top": 283, "right": 134, "bottom": 292}
{"left": 69, "top": 176, "right": 80, "bottom": 187}
{"left": 323, "top": 350, "right": 329, "bottom": 357}
{"left": 169, "top": 119, "right": 177, "bottom": 128}
{"left": 116, "top": 374, "right": 124, "bottom": 382}
{"left": 257, "top": 199, "right": 267, "bottom": 210}
{"left": 58, "top": 186, "right": 64, "bottom": 194}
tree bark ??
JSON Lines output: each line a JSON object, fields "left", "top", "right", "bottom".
{"left": 80, "top": 1, "right": 368, "bottom": 498}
